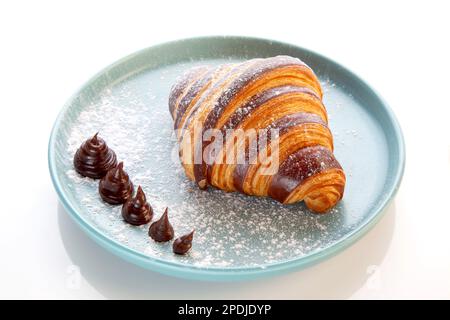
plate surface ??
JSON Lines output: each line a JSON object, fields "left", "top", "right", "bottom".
{"left": 49, "top": 36, "right": 405, "bottom": 281}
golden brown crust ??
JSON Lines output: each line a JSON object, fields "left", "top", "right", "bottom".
{"left": 168, "top": 56, "right": 345, "bottom": 213}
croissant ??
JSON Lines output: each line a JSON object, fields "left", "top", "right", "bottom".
{"left": 169, "top": 56, "right": 345, "bottom": 213}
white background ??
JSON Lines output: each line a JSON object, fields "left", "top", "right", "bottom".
{"left": 0, "top": 0, "right": 449, "bottom": 299}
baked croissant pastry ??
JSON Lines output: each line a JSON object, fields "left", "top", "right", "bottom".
{"left": 169, "top": 56, "right": 345, "bottom": 213}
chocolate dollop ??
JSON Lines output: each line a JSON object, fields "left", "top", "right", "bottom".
{"left": 149, "top": 208, "right": 174, "bottom": 242}
{"left": 173, "top": 230, "right": 194, "bottom": 255}
{"left": 73, "top": 133, "right": 117, "bottom": 179}
{"left": 121, "top": 186, "right": 153, "bottom": 225}
{"left": 99, "top": 162, "right": 133, "bottom": 205}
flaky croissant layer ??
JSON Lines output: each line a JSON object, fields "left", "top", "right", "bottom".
{"left": 169, "top": 56, "right": 345, "bottom": 213}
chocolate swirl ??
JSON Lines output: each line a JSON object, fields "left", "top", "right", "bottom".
{"left": 73, "top": 133, "right": 117, "bottom": 179}
{"left": 173, "top": 230, "right": 194, "bottom": 255}
{"left": 121, "top": 186, "right": 153, "bottom": 225}
{"left": 169, "top": 56, "right": 346, "bottom": 213}
{"left": 149, "top": 208, "right": 174, "bottom": 242}
{"left": 268, "top": 146, "right": 342, "bottom": 202}
{"left": 98, "top": 162, "right": 133, "bottom": 205}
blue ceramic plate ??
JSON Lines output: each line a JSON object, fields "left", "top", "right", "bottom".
{"left": 49, "top": 36, "right": 405, "bottom": 281}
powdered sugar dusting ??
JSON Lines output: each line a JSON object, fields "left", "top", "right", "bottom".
{"left": 58, "top": 59, "right": 370, "bottom": 269}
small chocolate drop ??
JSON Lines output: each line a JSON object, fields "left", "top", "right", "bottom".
{"left": 173, "top": 230, "right": 194, "bottom": 255}
{"left": 122, "top": 186, "right": 153, "bottom": 225}
{"left": 149, "top": 208, "right": 174, "bottom": 242}
{"left": 99, "top": 162, "right": 133, "bottom": 205}
{"left": 73, "top": 132, "right": 118, "bottom": 179}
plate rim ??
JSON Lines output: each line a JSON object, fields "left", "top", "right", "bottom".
{"left": 48, "top": 35, "right": 406, "bottom": 281}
